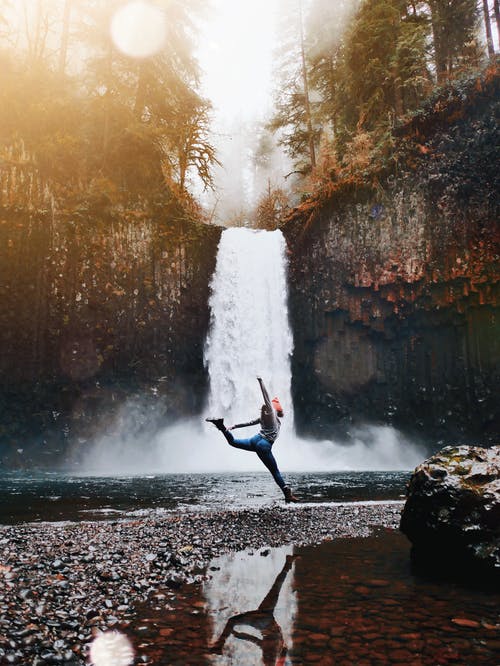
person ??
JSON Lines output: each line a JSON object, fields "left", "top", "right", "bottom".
{"left": 206, "top": 376, "right": 299, "bottom": 503}
{"left": 209, "top": 554, "right": 297, "bottom": 664}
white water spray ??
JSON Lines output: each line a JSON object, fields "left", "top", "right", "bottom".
{"left": 204, "top": 228, "right": 293, "bottom": 427}
{"left": 81, "top": 227, "right": 425, "bottom": 474}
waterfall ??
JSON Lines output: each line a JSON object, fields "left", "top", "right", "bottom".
{"left": 81, "top": 228, "right": 426, "bottom": 475}
{"left": 204, "top": 228, "right": 293, "bottom": 428}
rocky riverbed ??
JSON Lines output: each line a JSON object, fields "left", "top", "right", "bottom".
{"left": 0, "top": 503, "right": 401, "bottom": 665}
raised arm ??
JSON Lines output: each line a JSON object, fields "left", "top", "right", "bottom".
{"left": 257, "top": 376, "right": 273, "bottom": 411}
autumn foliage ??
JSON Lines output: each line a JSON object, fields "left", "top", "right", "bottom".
{"left": 0, "top": 1, "right": 216, "bottom": 221}
{"left": 270, "top": 0, "right": 496, "bottom": 227}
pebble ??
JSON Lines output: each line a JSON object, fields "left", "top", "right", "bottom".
{"left": 451, "top": 617, "right": 480, "bottom": 628}
{"left": 0, "top": 504, "right": 401, "bottom": 664}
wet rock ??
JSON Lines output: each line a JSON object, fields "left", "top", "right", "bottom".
{"left": 165, "top": 572, "right": 185, "bottom": 589}
{"left": 400, "top": 445, "right": 500, "bottom": 581}
{"left": 451, "top": 618, "right": 480, "bottom": 628}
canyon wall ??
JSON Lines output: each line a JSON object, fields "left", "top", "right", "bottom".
{"left": 0, "top": 206, "right": 221, "bottom": 465}
{"left": 1, "top": 71, "right": 498, "bottom": 465}
{"left": 284, "top": 75, "right": 499, "bottom": 446}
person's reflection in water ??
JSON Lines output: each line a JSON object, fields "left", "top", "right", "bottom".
{"left": 209, "top": 554, "right": 296, "bottom": 665}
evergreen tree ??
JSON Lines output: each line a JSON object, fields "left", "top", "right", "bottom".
{"left": 495, "top": 0, "right": 500, "bottom": 46}
{"left": 253, "top": 181, "right": 290, "bottom": 230}
{"left": 426, "top": 0, "right": 481, "bottom": 81}
{"left": 79, "top": 0, "right": 215, "bottom": 195}
{"left": 307, "top": 0, "right": 360, "bottom": 134}
{"left": 340, "top": 0, "right": 430, "bottom": 132}
{"left": 0, "top": 0, "right": 216, "bottom": 208}
{"left": 59, "top": 0, "right": 72, "bottom": 74}
{"left": 482, "top": 0, "right": 495, "bottom": 58}
{"left": 269, "top": 0, "right": 319, "bottom": 175}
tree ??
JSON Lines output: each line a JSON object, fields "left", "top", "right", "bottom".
{"left": 481, "top": 0, "right": 495, "bottom": 58}
{"left": 337, "top": 0, "right": 430, "bottom": 136}
{"left": 0, "top": 0, "right": 217, "bottom": 213}
{"left": 80, "top": 0, "right": 216, "bottom": 193}
{"left": 307, "top": 0, "right": 360, "bottom": 135}
{"left": 495, "top": 0, "right": 500, "bottom": 46}
{"left": 160, "top": 93, "right": 218, "bottom": 192}
{"left": 426, "top": 0, "right": 481, "bottom": 82}
{"left": 269, "top": 0, "right": 319, "bottom": 175}
{"left": 59, "top": 0, "right": 73, "bottom": 74}
{"left": 253, "top": 181, "right": 290, "bottom": 230}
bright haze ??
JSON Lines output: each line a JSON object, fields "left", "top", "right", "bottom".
{"left": 195, "top": 0, "right": 289, "bottom": 223}
{"left": 197, "top": 0, "right": 280, "bottom": 123}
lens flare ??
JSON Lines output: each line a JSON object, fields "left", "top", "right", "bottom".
{"left": 110, "top": 1, "right": 167, "bottom": 59}
{"left": 89, "top": 630, "right": 134, "bottom": 666}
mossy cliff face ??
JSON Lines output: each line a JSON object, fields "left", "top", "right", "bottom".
{"left": 0, "top": 208, "right": 221, "bottom": 464}
{"left": 284, "top": 79, "right": 499, "bottom": 445}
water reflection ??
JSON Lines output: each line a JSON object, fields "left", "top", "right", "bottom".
{"left": 128, "top": 532, "right": 499, "bottom": 665}
{"left": 205, "top": 546, "right": 296, "bottom": 665}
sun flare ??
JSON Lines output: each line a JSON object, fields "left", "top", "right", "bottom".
{"left": 110, "top": 1, "right": 167, "bottom": 59}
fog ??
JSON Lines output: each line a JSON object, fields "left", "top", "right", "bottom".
{"left": 78, "top": 224, "right": 426, "bottom": 477}
{"left": 78, "top": 414, "right": 425, "bottom": 475}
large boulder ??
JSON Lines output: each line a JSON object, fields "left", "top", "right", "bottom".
{"left": 400, "top": 445, "right": 500, "bottom": 582}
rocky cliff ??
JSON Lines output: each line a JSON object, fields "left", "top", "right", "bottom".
{"left": 284, "top": 70, "right": 499, "bottom": 446}
{"left": 1, "top": 70, "right": 499, "bottom": 465}
{"left": 0, "top": 206, "right": 221, "bottom": 466}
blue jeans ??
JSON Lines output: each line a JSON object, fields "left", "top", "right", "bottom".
{"left": 222, "top": 430, "right": 286, "bottom": 490}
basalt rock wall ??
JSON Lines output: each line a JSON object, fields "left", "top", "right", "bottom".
{"left": 284, "top": 75, "right": 499, "bottom": 446}
{"left": 0, "top": 207, "right": 222, "bottom": 465}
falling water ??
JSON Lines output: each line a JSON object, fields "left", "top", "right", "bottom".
{"left": 200, "top": 226, "right": 425, "bottom": 473}
{"left": 81, "top": 228, "right": 425, "bottom": 475}
{"left": 204, "top": 228, "right": 294, "bottom": 428}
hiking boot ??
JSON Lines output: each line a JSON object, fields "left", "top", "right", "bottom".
{"left": 205, "top": 417, "right": 225, "bottom": 430}
{"left": 283, "top": 486, "right": 299, "bottom": 503}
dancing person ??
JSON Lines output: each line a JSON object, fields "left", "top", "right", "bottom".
{"left": 209, "top": 554, "right": 297, "bottom": 664}
{"left": 206, "top": 376, "right": 299, "bottom": 503}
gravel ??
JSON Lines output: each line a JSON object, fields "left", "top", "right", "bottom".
{"left": 0, "top": 502, "right": 402, "bottom": 664}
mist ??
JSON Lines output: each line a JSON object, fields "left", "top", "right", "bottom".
{"left": 77, "top": 411, "right": 425, "bottom": 476}
{"left": 78, "top": 223, "right": 426, "bottom": 477}
{"left": 196, "top": 0, "right": 362, "bottom": 224}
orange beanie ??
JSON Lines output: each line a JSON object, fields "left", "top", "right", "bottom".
{"left": 272, "top": 397, "right": 283, "bottom": 413}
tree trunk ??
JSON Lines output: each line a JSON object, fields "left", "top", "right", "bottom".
{"left": 299, "top": 0, "right": 316, "bottom": 169}
{"left": 482, "top": 0, "right": 495, "bottom": 57}
{"left": 134, "top": 61, "right": 148, "bottom": 118}
{"left": 328, "top": 54, "right": 336, "bottom": 135}
{"left": 102, "top": 41, "right": 113, "bottom": 165}
{"left": 494, "top": 0, "right": 500, "bottom": 46}
{"left": 34, "top": 0, "right": 42, "bottom": 59}
{"left": 59, "top": 0, "right": 72, "bottom": 75}
{"left": 428, "top": 1, "right": 448, "bottom": 82}
{"left": 26, "top": 0, "right": 45, "bottom": 62}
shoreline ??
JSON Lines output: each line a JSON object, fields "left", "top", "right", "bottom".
{"left": 0, "top": 499, "right": 405, "bottom": 528}
{"left": 1, "top": 503, "right": 402, "bottom": 664}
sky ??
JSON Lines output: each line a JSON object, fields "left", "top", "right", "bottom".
{"left": 196, "top": 0, "right": 281, "bottom": 124}
{"left": 192, "top": 0, "right": 290, "bottom": 221}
